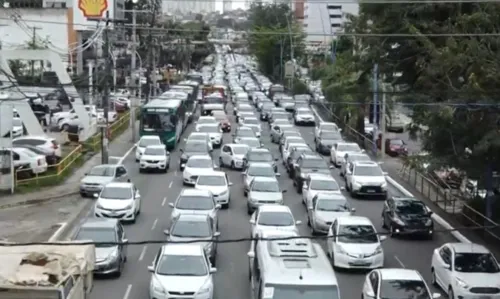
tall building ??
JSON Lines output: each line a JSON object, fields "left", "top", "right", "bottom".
{"left": 223, "top": 0, "right": 232, "bottom": 12}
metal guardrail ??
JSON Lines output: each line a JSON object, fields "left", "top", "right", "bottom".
{"left": 313, "top": 100, "right": 500, "bottom": 245}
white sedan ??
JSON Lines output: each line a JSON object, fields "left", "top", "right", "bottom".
{"left": 135, "top": 135, "right": 162, "bottom": 162}
{"left": 195, "top": 171, "right": 233, "bottom": 209}
{"left": 330, "top": 142, "right": 363, "bottom": 166}
{"left": 183, "top": 155, "right": 217, "bottom": 185}
{"left": 302, "top": 174, "right": 343, "bottom": 206}
{"left": 249, "top": 205, "right": 301, "bottom": 238}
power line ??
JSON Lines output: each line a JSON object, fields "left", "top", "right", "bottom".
{"left": 1, "top": 17, "right": 500, "bottom": 37}
{"left": 0, "top": 224, "right": 498, "bottom": 246}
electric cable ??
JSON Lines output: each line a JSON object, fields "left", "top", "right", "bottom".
{"left": 0, "top": 224, "right": 498, "bottom": 246}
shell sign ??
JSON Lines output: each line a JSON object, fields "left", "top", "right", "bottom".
{"left": 78, "top": 0, "right": 108, "bottom": 18}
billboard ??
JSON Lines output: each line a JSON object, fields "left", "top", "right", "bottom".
{"left": 73, "top": 0, "right": 116, "bottom": 31}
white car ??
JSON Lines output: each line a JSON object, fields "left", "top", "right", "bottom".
{"left": 219, "top": 143, "right": 249, "bottom": 169}
{"left": 281, "top": 136, "right": 306, "bottom": 159}
{"left": 169, "top": 189, "right": 220, "bottom": 226}
{"left": 307, "top": 193, "right": 354, "bottom": 234}
{"left": 237, "top": 111, "right": 255, "bottom": 124}
{"left": 293, "top": 107, "right": 316, "bottom": 125}
{"left": 282, "top": 141, "right": 307, "bottom": 162}
{"left": 240, "top": 117, "right": 262, "bottom": 138}
{"left": 431, "top": 242, "right": 500, "bottom": 299}
{"left": 314, "top": 122, "right": 339, "bottom": 140}
{"left": 185, "top": 132, "right": 213, "bottom": 151}
{"left": 135, "top": 136, "right": 162, "bottom": 162}
{"left": 197, "top": 124, "right": 223, "bottom": 148}
{"left": 11, "top": 117, "right": 23, "bottom": 138}
{"left": 183, "top": 155, "right": 217, "bottom": 185}
{"left": 139, "top": 145, "right": 170, "bottom": 173}
{"left": 330, "top": 142, "right": 362, "bottom": 166}
{"left": 148, "top": 244, "right": 216, "bottom": 299}
{"left": 327, "top": 216, "right": 386, "bottom": 269}
{"left": 249, "top": 205, "right": 301, "bottom": 238}
{"left": 12, "top": 136, "right": 62, "bottom": 158}
{"left": 195, "top": 171, "right": 233, "bottom": 209}
{"left": 51, "top": 105, "right": 96, "bottom": 124}
{"left": 246, "top": 176, "right": 285, "bottom": 214}
{"left": 5, "top": 147, "right": 48, "bottom": 174}
{"left": 302, "top": 173, "right": 343, "bottom": 206}
{"left": 238, "top": 137, "right": 261, "bottom": 149}
{"left": 242, "top": 162, "right": 279, "bottom": 191}
{"left": 195, "top": 116, "right": 217, "bottom": 131}
{"left": 94, "top": 182, "right": 141, "bottom": 223}
{"left": 340, "top": 153, "right": 371, "bottom": 177}
{"left": 363, "top": 268, "right": 440, "bottom": 299}
{"left": 345, "top": 161, "right": 387, "bottom": 198}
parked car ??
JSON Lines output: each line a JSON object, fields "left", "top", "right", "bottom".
{"left": 12, "top": 136, "right": 62, "bottom": 158}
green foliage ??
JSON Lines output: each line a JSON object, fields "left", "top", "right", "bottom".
{"left": 292, "top": 79, "right": 309, "bottom": 95}
{"left": 248, "top": 3, "right": 305, "bottom": 81}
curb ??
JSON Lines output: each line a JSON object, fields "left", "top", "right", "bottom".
{"left": 48, "top": 199, "right": 94, "bottom": 241}
{"left": 0, "top": 191, "right": 80, "bottom": 210}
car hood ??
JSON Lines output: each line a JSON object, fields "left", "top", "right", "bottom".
{"left": 302, "top": 168, "right": 331, "bottom": 176}
{"left": 155, "top": 275, "right": 207, "bottom": 293}
{"left": 233, "top": 154, "right": 245, "bottom": 160}
{"left": 95, "top": 247, "right": 118, "bottom": 262}
{"left": 296, "top": 113, "right": 314, "bottom": 119}
{"left": 309, "top": 190, "right": 342, "bottom": 199}
{"left": 82, "top": 176, "right": 114, "bottom": 185}
{"left": 183, "top": 151, "right": 206, "bottom": 158}
{"left": 354, "top": 176, "right": 386, "bottom": 185}
{"left": 337, "top": 243, "right": 380, "bottom": 256}
{"left": 455, "top": 272, "right": 500, "bottom": 288}
{"left": 169, "top": 235, "right": 211, "bottom": 246}
{"left": 315, "top": 211, "right": 351, "bottom": 221}
{"left": 142, "top": 154, "right": 166, "bottom": 161}
{"left": 195, "top": 185, "right": 228, "bottom": 195}
{"left": 249, "top": 191, "right": 283, "bottom": 201}
{"left": 97, "top": 198, "right": 133, "bottom": 210}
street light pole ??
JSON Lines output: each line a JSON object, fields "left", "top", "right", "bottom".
{"left": 130, "top": 51, "right": 142, "bottom": 143}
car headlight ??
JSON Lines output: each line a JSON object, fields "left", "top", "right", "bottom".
{"left": 455, "top": 277, "right": 469, "bottom": 289}
{"left": 352, "top": 181, "right": 362, "bottom": 188}
{"left": 152, "top": 276, "right": 166, "bottom": 294}
{"left": 374, "top": 245, "right": 383, "bottom": 255}
{"left": 335, "top": 244, "right": 347, "bottom": 255}
{"left": 124, "top": 203, "right": 133, "bottom": 210}
{"left": 381, "top": 182, "right": 387, "bottom": 189}
{"left": 425, "top": 218, "right": 433, "bottom": 226}
{"left": 96, "top": 203, "right": 104, "bottom": 209}
{"left": 219, "top": 190, "right": 228, "bottom": 196}
{"left": 181, "top": 154, "right": 188, "bottom": 160}
{"left": 107, "top": 249, "right": 119, "bottom": 261}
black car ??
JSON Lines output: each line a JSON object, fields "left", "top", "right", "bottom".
{"left": 286, "top": 146, "right": 314, "bottom": 178}
{"left": 315, "top": 131, "right": 343, "bottom": 155}
{"left": 179, "top": 140, "right": 211, "bottom": 171}
{"left": 381, "top": 196, "right": 434, "bottom": 239}
{"left": 292, "top": 153, "right": 333, "bottom": 193}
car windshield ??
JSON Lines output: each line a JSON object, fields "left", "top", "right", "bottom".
{"left": 395, "top": 200, "right": 427, "bottom": 215}
{"left": 144, "top": 147, "right": 166, "bottom": 155}
{"left": 197, "top": 175, "right": 226, "bottom": 186}
{"left": 88, "top": 165, "right": 114, "bottom": 176}
{"left": 186, "top": 158, "right": 212, "bottom": 168}
{"left": 75, "top": 227, "right": 117, "bottom": 248}
{"left": 248, "top": 165, "right": 275, "bottom": 177}
{"left": 244, "top": 118, "right": 259, "bottom": 125}
{"left": 252, "top": 180, "right": 280, "bottom": 192}
{"left": 297, "top": 109, "right": 312, "bottom": 115}
{"left": 302, "top": 158, "right": 328, "bottom": 169}
{"left": 185, "top": 142, "right": 207, "bottom": 153}
{"left": 380, "top": 279, "right": 430, "bottom": 299}
{"left": 353, "top": 166, "right": 383, "bottom": 176}
{"left": 237, "top": 129, "right": 255, "bottom": 137}
{"left": 232, "top": 146, "right": 249, "bottom": 155}
{"left": 198, "top": 118, "right": 216, "bottom": 124}
{"left": 265, "top": 284, "right": 340, "bottom": 299}
{"left": 390, "top": 139, "right": 404, "bottom": 145}
{"left": 205, "top": 97, "right": 223, "bottom": 104}
{"left": 351, "top": 155, "right": 371, "bottom": 162}
{"left": 12, "top": 119, "right": 22, "bottom": 126}
{"left": 258, "top": 212, "right": 294, "bottom": 226}
{"left": 338, "top": 144, "right": 361, "bottom": 152}
{"left": 310, "top": 179, "right": 340, "bottom": 191}
{"left": 139, "top": 138, "right": 161, "bottom": 147}
{"left": 320, "top": 124, "right": 337, "bottom": 131}
{"left": 248, "top": 151, "right": 273, "bottom": 162}
{"left": 100, "top": 186, "right": 132, "bottom": 199}
{"left": 320, "top": 132, "right": 341, "bottom": 140}
{"left": 454, "top": 252, "right": 500, "bottom": 273}
{"left": 338, "top": 225, "right": 378, "bottom": 243}
{"left": 316, "top": 199, "right": 350, "bottom": 212}
{"left": 171, "top": 220, "right": 212, "bottom": 238}
{"left": 177, "top": 196, "right": 214, "bottom": 210}
{"left": 241, "top": 139, "right": 260, "bottom": 148}
{"left": 156, "top": 255, "right": 207, "bottom": 276}
{"left": 198, "top": 126, "right": 219, "bottom": 133}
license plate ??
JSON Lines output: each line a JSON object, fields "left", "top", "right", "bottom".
{"left": 477, "top": 296, "right": 491, "bottom": 299}
{"left": 367, "top": 189, "right": 376, "bottom": 193}
{"left": 351, "top": 259, "right": 368, "bottom": 265}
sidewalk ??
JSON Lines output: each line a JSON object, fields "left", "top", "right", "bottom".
{"left": 0, "top": 126, "right": 136, "bottom": 210}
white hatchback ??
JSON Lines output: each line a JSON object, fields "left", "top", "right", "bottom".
{"left": 135, "top": 136, "right": 162, "bottom": 162}
{"left": 195, "top": 171, "right": 233, "bottom": 209}
{"left": 183, "top": 155, "right": 217, "bottom": 185}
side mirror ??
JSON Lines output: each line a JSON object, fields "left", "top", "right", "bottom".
{"left": 274, "top": 158, "right": 278, "bottom": 161}
{"left": 249, "top": 219, "right": 256, "bottom": 224}
{"left": 296, "top": 220, "right": 302, "bottom": 225}
{"left": 329, "top": 165, "right": 334, "bottom": 169}
{"left": 168, "top": 203, "right": 174, "bottom": 208}
{"left": 209, "top": 267, "right": 217, "bottom": 274}
{"left": 93, "top": 193, "right": 99, "bottom": 198}
{"left": 282, "top": 190, "right": 287, "bottom": 193}
{"left": 247, "top": 251, "right": 255, "bottom": 258}
{"left": 340, "top": 186, "right": 345, "bottom": 191}
{"left": 228, "top": 182, "right": 233, "bottom": 186}
{"left": 380, "top": 235, "right": 387, "bottom": 241}
{"left": 215, "top": 204, "right": 221, "bottom": 209}
{"left": 432, "top": 293, "right": 441, "bottom": 299}
{"left": 365, "top": 290, "right": 375, "bottom": 298}
{"left": 147, "top": 265, "right": 154, "bottom": 272}
{"left": 351, "top": 208, "right": 356, "bottom": 212}
{"left": 135, "top": 192, "right": 141, "bottom": 199}
{"left": 276, "top": 173, "right": 281, "bottom": 177}
{"left": 214, "top": 232, "right": 221, "bottom": 237}
{"left": 163, "top": 229, "right": 170, "bottom": 235}
{"left": 122, "top": 238, "right": 129, "bottom": 243}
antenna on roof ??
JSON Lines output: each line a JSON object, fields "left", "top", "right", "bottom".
{"left": 299, "top": 269, "right": 303, "bottom": 280}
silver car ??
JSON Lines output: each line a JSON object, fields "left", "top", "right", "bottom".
{"left": 79, "top": 164, "right": 129, "bottom": 197}
{"left": 246, "top": 176, "right": 286, "bottom": 214}
{"left": 169, "top": 189, "right": 221, "bottom": 228}
{"left": 307, "top": 193, "right": 355, "bottom": 234}
{"left": 164, "top": 214, "right": 220, "bottom": 264}
{"left": 242, "top": 162, "right": 279, "bottom": 192}
{"left": 340, "top": 153, "right": 371, "bottom": 177}
{"left": 270, "top": 124, "right": 293, "bottom": 143}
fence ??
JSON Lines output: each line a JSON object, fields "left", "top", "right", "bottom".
{"left": 313, "top": 100, "right": 500, "bottom": 246}
{"left": 14, "top": 110, "right": 134, "bottom": 190}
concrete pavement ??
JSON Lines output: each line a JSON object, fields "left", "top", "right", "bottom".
{"left": 70, "top": 102, "right": 463, "bottom": 299}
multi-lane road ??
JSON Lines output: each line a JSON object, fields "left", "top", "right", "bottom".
{"left": 85, "top": 102, "right": 456, "bottom": 299}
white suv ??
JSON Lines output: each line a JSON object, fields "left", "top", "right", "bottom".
{"left": 345, "top": 161, "right": 387, "bottom": 198}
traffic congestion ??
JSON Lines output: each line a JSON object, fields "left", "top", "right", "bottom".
{"left": 77, "top": 48, "right": 500, "bottom": 299}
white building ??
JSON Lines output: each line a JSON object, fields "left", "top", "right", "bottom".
{"left": 223, "top": 0, "right": 232, "bottom": 12}
{"left": 303, "top": 1, "right": 358, "bottom": 46}
{"left": 162, "top": 0, "right": 216, "bottom": 15}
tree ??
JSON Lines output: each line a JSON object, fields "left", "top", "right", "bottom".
{"left": 248, "top": 3, "right": 305, "bottom": 81}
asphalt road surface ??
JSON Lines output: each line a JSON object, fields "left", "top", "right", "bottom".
{"left": 85, "top": 103, "right": 456, "bottom": 299}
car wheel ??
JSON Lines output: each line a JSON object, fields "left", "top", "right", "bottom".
{"left": 218, "top": 157, "right": 224, "bottom": 167}
{"left": 448, "top": 287, "right": 455, "bottom": 299}
{"left": 431, "top": 268, "right": 437, "bottom": 286}
{"left": 231, "top": 161, "right": 235, "bottom": 169}
{"left": 296, "top": 183, "right": 302, "bottom": 193}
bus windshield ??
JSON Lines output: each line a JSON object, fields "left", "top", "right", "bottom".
{"left": 264, "top": 284, "right": 340, "bottom": 299}
{"left": 141, "top": 111, "right": 177, "bottom": 132}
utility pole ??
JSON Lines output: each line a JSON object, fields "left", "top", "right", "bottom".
{"left": 29, "top": 26, "right": 41, "bottom": 78}
{"left": 380, "top": 80, "right": 387, "bottom": 160}
{"left": 372, "top": 63, "right": 379, "bottom": 155}
{"left": 145, "top": 0, "right": 159, "bottom": 104}
{"left": 130, "top": 8, "right": 138, "bottom": 143}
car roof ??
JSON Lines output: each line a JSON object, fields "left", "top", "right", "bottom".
{"left": 320, "top": 122, "right": 337, "bottom": 126}
{"left": 248, "top": 162, "right": 274, "bottom": 168}
{"left": 104, "top": 182, "right": 133, "bottom": 188}
{"left": 180, "top": 188, "right": 212, "bottom": 196}
{"left": 189, "top": 132, "right": 209, "bottom": 136}
{"left": 145, "top": 144, "right": 165, "bottom": 149}
{"left": 240, "top": 137, "right": 259, "bottom": 141}
{"left": 337, "top": 141, "right": 358, "bottom": 146}
{"left": 199, "top": 116, "right": 216, "bottom": 119}
{"left": 188, "top": 155, "right": 212, "bottom": 161}
{"left": 448, "top": 242, "right": 490, "bottom": 253}
{"left": 198, "top": 123, "right": 219, "bottom": 127}
{"left": 302, "top": 153, "right": 323, "bottom": 159}
{"left": 392, "top": 196, "right": 420, "bottom": 202}
{"left": 353, "top": 161, "right": 379, "bottom": 167}
{"left": 228, "top": 143, "right": 249, "bottom": 148}
{"left": 316, "top": 193, "right": 347, "bottom": 200}
{"left": 308, "top": 173, "right": 335, "bottom": 181}
{"left": 252, "top": 176, "right": 278, "bottom": 182}
{"left": 259, "top": 205, "right": 292, "bottom": 213}
{"left": 238, "top": 126, "right": 253, "bottom": 131}
{"left": 176, "top": 213, "right": 209, "bottom": 221}
{"left": 249, "top": 148, "right": 270, "bottom": 153}
{"left": 140, "top": 135, "right": 160, "bottom": 140}
{"left": 199, "top": 170, "right": 225, "bottom": 177}
{"left": 81, "top": 218, "right": 118, "bottom": 229}
{"left": 161, "top": 244, "right": 204, "bottom": 256}
{"left": 378, "top": 268, "right": 423, "bottom": 281}
{"left": 336, "top": 216, "right": 373, "bottom": 225}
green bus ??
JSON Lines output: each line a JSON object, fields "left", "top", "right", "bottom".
{"left": 139, "top": 98, "right": 186, "bottom": 149}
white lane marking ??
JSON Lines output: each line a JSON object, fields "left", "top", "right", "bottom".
{"left": 162, "top": 197, "right": 167, "bottom": 206}
{"left": 168, "top": 181, "right": 173, "bottom": 188}
{"left": 395, "top": 255, "right": 406, "bottom": 268}
{"left": 151, "top": 218, "right": 158, "bottom": 230}
{"left": 118, "top": 142, "right": 138, "bottom": 164}
{"left": 175, "top": 170, "right": 178, "bottom": 176}
{"left": 138, "top": 245, "right": 147, "bottom": 261}
{"left": 123, "top": 284, "right": 132, "bottom": 299}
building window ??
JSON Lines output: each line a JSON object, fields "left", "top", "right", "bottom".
{"left": 327, "top": 5, "right": 342, "bottom": 9}
{"left": 329, "top": 14, "right": 342, "bottom": 18}
{"left": 331, "top": 23, "right": 341, "bottom": 28}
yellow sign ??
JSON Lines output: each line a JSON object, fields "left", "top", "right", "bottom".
{"left": 78, "top": 0, "right": 108, "bottom": 18}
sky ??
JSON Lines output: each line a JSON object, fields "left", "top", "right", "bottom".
{"left": 215, "top": 0, "right": 246, "bottom": 12}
